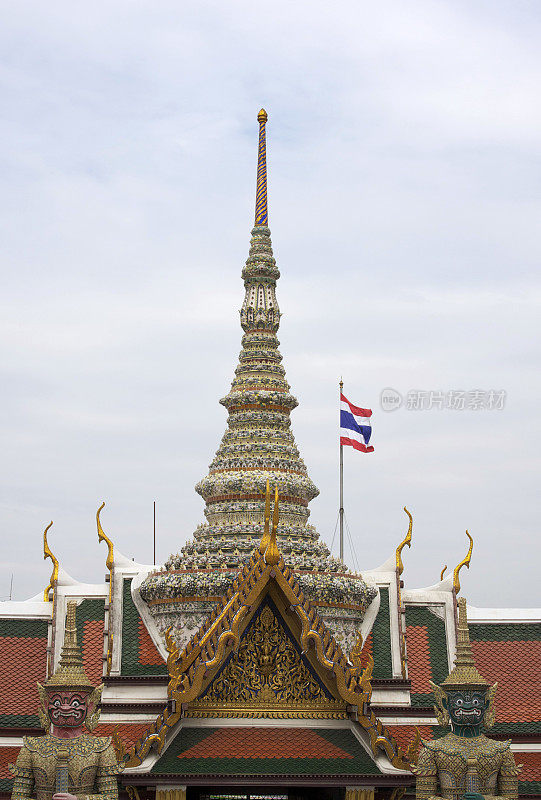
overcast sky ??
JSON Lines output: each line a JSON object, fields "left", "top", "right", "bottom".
{"left": 1, "top": 1, "right": 540, "bottom": 606}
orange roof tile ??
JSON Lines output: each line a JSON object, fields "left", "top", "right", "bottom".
{"left": 138, "top": 619, "right": 165, "bottom": 666}
{"left": 406, "top": 625, "right": 432, "bottom": 694}
{"left": 178, "top": 727, "right": 354, "bottom": 760}
{"left": 471, "top": 641, "right": 541, "bottom": 724}
{"left": 81, "top": 619, "right": 104, "bottom": 687}
{"left": 360, "top": 633, "right": 373, "bottom": 670}
{"left": 95, "top": 722, "right": 153, "bottom": 751}
{"left": 0, "top": 636, "right": 48, "bottom": 717}
{"left": 518, "top": 752, "right": 541, "bottom": 783}
{"left": 0, "top": 747, "right": 20, "bottom": 780}
{"left": 386, "top": 725, "right": 433, "bottom": 754}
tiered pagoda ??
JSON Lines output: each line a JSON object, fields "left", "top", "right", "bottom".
{"left": 0, "top": 111, "right": 540, "bottom": 800}
{"left": 138, "top": 109, "right": 376, "bottom": 654}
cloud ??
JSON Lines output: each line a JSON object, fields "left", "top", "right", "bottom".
{"left": 0, "top": 0, "right": 540, "bottom": 606}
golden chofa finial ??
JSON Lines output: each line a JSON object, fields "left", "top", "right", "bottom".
{"left": 453, "top": 531, "right": 473, "bottom": 595}
{"left": 43, "top": 521, "right": 58, "bottom": 602}
{"left": 259, "top": 481, "right": 272, "bottom": 554}
{"left": 257, "top": 108, "right": 268, "bottom": 123}
{"left": 265, "top": 486, "right": 280, "bottom": 566}
{"left": 96, "top": 502, "right": 114, "bottom": 604}
{"left": 396, "top": 507, "right": 413, "bottom": 576}
{"left": 440, "top": 564, "right": 448, "bottom": 581}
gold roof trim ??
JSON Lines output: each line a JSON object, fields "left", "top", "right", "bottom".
{"left": 97, "top": 501, "right": 114, "bottom": 599}
{"left": 43, "top": 521, "right": 58, "bottom": 603}
{"left": 124, "top": 545, "right": 409, "bottom": 771}
{"left": 96, "top": 502, "right": 114, "bottom": 676}
{"left": 396, "top": 506, "right": 413, "bottom": 576}
{"left": 453, "top": 530, "right": 473, "bottom": 595}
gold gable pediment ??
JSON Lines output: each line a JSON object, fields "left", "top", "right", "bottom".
{"left": 189, "top": 599, "right": 347, "bottom": 718}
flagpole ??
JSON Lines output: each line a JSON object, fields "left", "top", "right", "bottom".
{"left": 339, "top": 378, "right": 344, "bottom": 562}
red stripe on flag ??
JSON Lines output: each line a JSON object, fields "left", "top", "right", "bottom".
{"left": 340, "top": 393, "right": 372, "bottom": 417}
{"left": 340, "top": 436, "right": 374, "bottom": 453}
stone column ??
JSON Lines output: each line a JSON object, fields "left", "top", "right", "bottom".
{"left": 345, "top": 787, "right": 375, "bottom": 800}
{"left": 155, "top": 786, "right": 187, "bottom": 800}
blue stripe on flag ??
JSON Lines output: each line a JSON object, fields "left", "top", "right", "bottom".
{"left": 340, "top": 410, "right": 372, "bottom": 444}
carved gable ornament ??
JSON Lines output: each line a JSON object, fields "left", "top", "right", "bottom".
{"left": 191, "top": 599, "right": 346, "bottom": 718}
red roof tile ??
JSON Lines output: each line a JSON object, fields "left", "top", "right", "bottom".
{"left": 386, "top": 725, "right": 433, "bottom": 755}
{"left": 0, "top": 637, "right": 48, "bottom": 716}
{"left": 138, "top": 620, "right": 165, "bottom": 666}
{"left": 406, "top": 625, "right": 432, "bottom": 694}
{"left": 95, "top": 722, "right": 153, "bottom": 751}
{"left": 178, "top": 727, "right": 354, "bottom": 760}
{"left": 81, "top": 619, "right": 104, "bottom": 687}
{"left": 0, "top": 747, "right": 20, "bottom": 780}
{"left": 517, "top": 752, "right": 541, "bottom": 783}
{"left": 471, "top": 641, "right": 541, "bottom": 723}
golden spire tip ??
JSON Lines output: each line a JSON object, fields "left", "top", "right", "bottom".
{"left": 257, "top": 108, "right": 268, "bottom": 123}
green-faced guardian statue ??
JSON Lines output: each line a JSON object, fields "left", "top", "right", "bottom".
{"left": 414, "top": 597, "right": 519, "bottom": 800}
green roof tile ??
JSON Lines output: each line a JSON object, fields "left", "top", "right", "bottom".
{"left": 371, "top": 587, "right": 393, "bottom": 678}
{"left": 121, "top": 579, "right": 167, "bottom": 676}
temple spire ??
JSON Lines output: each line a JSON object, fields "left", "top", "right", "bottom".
{"left": 255, "top": 109, "right": 268, "bottom": 226}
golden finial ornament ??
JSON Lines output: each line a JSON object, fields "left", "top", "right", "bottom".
{"left": 97, "top": 502, "right": 114, "bottom": 676}
{"left": 396, "top": 507, "right": 413, "bottom": 575}
{"left": 97, "top": 502, "right": 114, "bottom": 604}
{"left": 264, "top": 486, "right": 280, "bottom": 566}
{"left": 440, "top": 565, "right": 447, "bottom": 581}
{"left": 453, "top": 530, "right": 473, "bottom": 594}
{"left": 255, "top": 108, "right": 269, "bottom": 226}
{"left": 259, "top": 481, "right": 272, "bottom": 554}
{"left": 43, "top": 521, "right": 58, "bottom": 602}
{"left": 44, "top": 601, "right": 95, "bottom": 690}
{"left": 442, "top": 597, "right": 490, "bottom": 688}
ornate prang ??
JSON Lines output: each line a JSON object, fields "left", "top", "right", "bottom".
{"left": 139, "top": 110, "right": 376, "bottom": 653}
{"left": 453, "top": 530, "right": 473, "bottom": 595}
{"left": 43, "top": 521, "right": 58, "bottom": 602}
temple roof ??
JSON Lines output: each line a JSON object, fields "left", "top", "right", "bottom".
{"left": 146, "top": 726, "right": 387, "bottom": 781}
{"left": 122, "top": 524, "right": 408, "bottom": 774}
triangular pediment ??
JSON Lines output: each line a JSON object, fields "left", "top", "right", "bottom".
{"left": 190, "top": 595, "right": 346, "bottom": 717}
{"left": 124, "top": 549, "right": 408, "bottom": 772}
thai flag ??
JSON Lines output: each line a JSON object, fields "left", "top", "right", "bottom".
{"left": 340, "top": 393, "right": 374, "bottom": 453}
